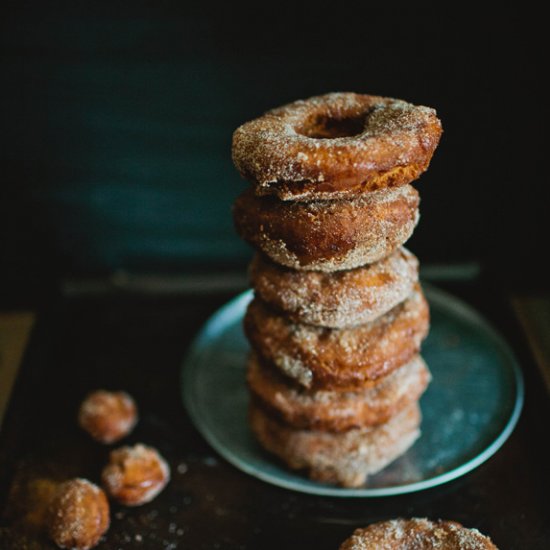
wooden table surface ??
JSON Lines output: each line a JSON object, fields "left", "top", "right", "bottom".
{"left": 1, "top": 280, "right": 549, "bottom": 549}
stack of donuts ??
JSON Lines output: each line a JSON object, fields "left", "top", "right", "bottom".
{"left": 232, "top": 93, "right": 442, "bottom": 487}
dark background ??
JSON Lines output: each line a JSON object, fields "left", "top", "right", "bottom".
{"left": 1, "top": 4, "right": 546, "bottom": 303}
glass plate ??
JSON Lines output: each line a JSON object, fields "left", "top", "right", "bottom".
{"left": 181, "top": 285, "right": 523, "bottom": 497}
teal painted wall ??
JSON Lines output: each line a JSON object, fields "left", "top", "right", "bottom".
{"left": 1, "top": 6, "right": 544, "bottom": 296}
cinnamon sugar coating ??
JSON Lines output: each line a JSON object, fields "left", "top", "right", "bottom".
{"left": 232, "top": 92, "right": 442, "bottom": 200}
{"left": 249, "top": 247, "right": 419, "bottom": 328}
{"left": 250, "top": 402, "right": 421, "bottom": 488}
{"left": 78, "top": 390, "right": 137, "bottom": 444}
{"left": 339, "top": 518, "right": 498, "bottom": 549}
{"left": 233, "top": 185, "right": 419, "bottom": 272}
{"left": 101, "top": 444, "right": 170, "bottom": 506}
{"left": 247, "top": 353, "right": 430, "bottom": 432}
{"left": 49, "top": 478, "right": 109, "bottom": 550}
{"left": 244, "top": 284, "right": 429, "bottom": 390}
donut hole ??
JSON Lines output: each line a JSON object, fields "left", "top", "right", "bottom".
{"left": 299, "top": 114, "right": 366, "bottom": 139}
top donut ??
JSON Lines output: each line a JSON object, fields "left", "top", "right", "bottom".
{"left": 232, "top": 93, "right": 442, "bottom": 201}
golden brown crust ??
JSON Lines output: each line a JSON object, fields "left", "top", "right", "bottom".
{"left": 49, "top": 478, "right": 109, "bottom": 550}
{"left": 244, "top": 284, "right": 429, "bottom": 390}
{"left": 249, "top": 247, "right": 419, "bottom": 328}
{"left": 250, "top": 402, "right": 421, "bottom": 488}
{"left": 339, "top": 518, "right": 498, "bottom": 549}
{"left": 78, "top": 390, "right": 137, "bottom": 444}
{"left": 232, "top": 92, "right": 442, "bottom": 201}
{"left": 247, "top": 353, "right": 430, "bottom": 432}
{"left": 101, "top": 444, "right": 170, "bottom": 506}
{"left": 233, "top": 185, "right": 419, "bottom": 272}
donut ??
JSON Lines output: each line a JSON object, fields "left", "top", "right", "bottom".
{"left": 250, "top": 401, "right": 421, "bottom": 488}
{"left": 232, "top": 92, "right": 442, "bottom": 201}
{"left": 102, "top": 444, "right": 170, "bottom": 506}
{"left": 247, "top": 353, "right": 430, "bottom": 432}
{"left": 249, "top": 247, "right": 419, "bottom": 328}
{"left": 49, "top": 478, "right": 110, "bottom": 550}
{"left": 244, "top": 284, "right": 429, "bottom": 390}
{"left": 339, "top": 518, "right": 498, "bottom": 549}
{"left": 233, "top": 185, "right": 419, "bottom": 272}
{"left": 78, "top": 390, "right": 138, "bottom": 444}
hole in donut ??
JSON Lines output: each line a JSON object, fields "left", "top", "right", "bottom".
{"left": 298, "top": 114, "right": 365, "bottom": 139}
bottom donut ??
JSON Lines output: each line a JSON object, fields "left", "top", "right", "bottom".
{"left": 249, "top": 401, "right": 421, "bottom": 488}
{"left": 339, "top": 518, "right": 498, "bottom": 549}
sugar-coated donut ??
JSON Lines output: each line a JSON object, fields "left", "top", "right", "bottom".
{"left": 339, "top": 518, "right": 498, "bottom": 549}
{"left": 49, "top": 478, "right": 109, "bottom": 550}
{"left": 244, "top": 284, "right": 429, "bottom": 390}
{"left": 249, "top": 247, "right": 419, "bottom": 328}
{"left": 232, "top": 92, "right": 442, "bottom": 201}
{"left": 78, "top": 390, "right": 137, "bottom": 444}
{"left": 233, "top": 185, "right": 419, "bottom": 272}
{"left": 248, "top": 353, "right": 430, "bottom": 432}
{"left": 102, "top": 444, "right": 170, "bottom": 506}
{"left": 250, "top": 402, "right": 421, "bottom": 488}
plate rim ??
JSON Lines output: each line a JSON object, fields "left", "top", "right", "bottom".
{"left": 182, "top": 284, "right": 524, "bottom": 497}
